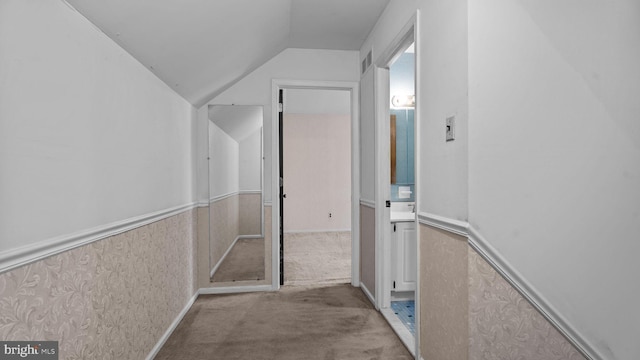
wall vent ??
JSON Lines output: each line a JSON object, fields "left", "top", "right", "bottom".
{"left": 361, "top": 50, "right": 372, "bottom": 75}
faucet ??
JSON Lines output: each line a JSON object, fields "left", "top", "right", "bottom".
{"left": 409, "top": 203, "right": 415, "bottom": 213}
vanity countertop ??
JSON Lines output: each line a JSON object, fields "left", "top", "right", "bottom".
{"left": 390, "top": 202, "right": 415, "bottom": 222}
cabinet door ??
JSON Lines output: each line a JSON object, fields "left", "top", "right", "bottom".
{"left": 394, "top": 222, "right": 417, "bottom": 292}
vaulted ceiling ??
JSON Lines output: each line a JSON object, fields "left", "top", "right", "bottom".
{"left": 64, "top": 0, "right": 390, "bottom": 107}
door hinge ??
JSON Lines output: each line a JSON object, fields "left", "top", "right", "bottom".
{"left": 278, "top": 103, "right": 283, "bottom": 112}
{"left": 393, "top": 281, "right": 396, "bottom": 289}
{"left": 393, "top": 224, "right": 396, "bottom": 232}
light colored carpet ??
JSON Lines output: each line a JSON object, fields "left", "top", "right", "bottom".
{"left": 284, "top": 232, "right": 351, "bottom": 286}
{"left": 155, "top": 284, "right": 413, "bottom": 360}
{"left": 212, "top": 238, "right": 265, "bottom": 282}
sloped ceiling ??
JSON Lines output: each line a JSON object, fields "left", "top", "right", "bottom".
{"left": 64, "top": 0, "right": 389, "bottom": 107}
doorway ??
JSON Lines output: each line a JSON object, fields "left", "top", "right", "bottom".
{"left": 372, "top": 15, "right": 420, "bottom": 358}
{"left": 281, "top": 88, "right": 352, "bottom": 286}
{"left": 271, "top": 80, "right": 360, "bottom": 291}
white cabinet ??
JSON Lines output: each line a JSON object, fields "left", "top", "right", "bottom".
{"left": 391, "top": 221, "right": 417, "bottom": 292}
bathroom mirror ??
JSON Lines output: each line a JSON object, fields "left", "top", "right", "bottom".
{"left": 208, "top": 105, "right": 265, "bottom": 283}
{"left": 390, "top": 108, "right": 415, "bottom": 185}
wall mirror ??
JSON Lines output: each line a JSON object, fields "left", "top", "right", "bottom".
{"left": 208, "top": 105, "right": 265, "bottom": 284}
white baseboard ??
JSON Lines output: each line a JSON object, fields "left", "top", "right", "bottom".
{"left": 360, "top": 282, "right": 376, "bottom": 308}
{"left": 380, "top": 307, "right": 415, "bottom": 357}
{"left": 146, "top": 291, "right": 198, "bottom": 360}
{"left": 198, "top": 285, "right": 273, "bottom": 295}
{"left": 284, "top": 229, "right": 351, "bottom": 234}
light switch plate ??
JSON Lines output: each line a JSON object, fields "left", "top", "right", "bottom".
{"left": 446, "top": 116, "right": 455, "bottom": 141}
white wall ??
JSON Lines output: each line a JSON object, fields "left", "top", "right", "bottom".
{"left": 239, "top": 128, "right": 262, "bottom": 191}
{"left": 0, "top": 0, "right": 194, "bottom": 252}
{"left": 363, "top": 0, "right": 639, "bottom": 358}
{"left": 361, "top": 0, "right": 469, "bottom": 221}
{"left": 209, "top": 122, "right": 239, "bottom": 198}
{"left": 198, "top": 48, "right": 360, "bottom": 203}
{"left": 283, "top": 89, "right": 351, "bottom": 232}
{"left": 468, "top": 1, "right": 640, "bottom": 359}
{"left": 285, "top": 89, "right": 351, "bottom": 114}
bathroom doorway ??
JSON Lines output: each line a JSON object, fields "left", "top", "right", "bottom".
{"left": 372, "top": 15, "right": 420, "bottom": 357}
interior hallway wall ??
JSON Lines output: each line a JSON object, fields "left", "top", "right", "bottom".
{"left": 0, "top": 1, "right": 198, "bottom": 358}
{"left": 359, "top": 0, "right": 638, "bottom": 358}
{"left": 468, "top": 2, "right": 640, "bottom": 359}
{"left": 283, "top": 89, "right": 351, "bottom": 233}
{"left": 0, "top": 0, "right": 196, "bottom": 253}
{"left": 196, "top": 48, "right": 360, "bottom": 205}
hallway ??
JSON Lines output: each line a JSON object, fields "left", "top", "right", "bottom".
{"left": 154, "top": 285, "right": 412, "bottom": 360}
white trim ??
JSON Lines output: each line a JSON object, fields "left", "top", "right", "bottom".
{"left": 210, "top": 235, "right": 241, "bottom": 278}
{"left": 0, "top": 202, "right": 196, "bottom": 275}
{"left": 238, "top": 235, "right": 263, "bottom": 239}
{"left": 415, "top": 214, "right": 602, "bottom": 360}
{"left": 283, "top": 229, "right": 351, "bottom": 234}
{"left": 146, "top": 290, "right": 198, "bottom": 360}
{"left": 359, "top": 199, "right": 375, "bottom": 208}
{"left": 210, "top": 191, "right": 239, "bottom": 202}
{"left": 197, "top": 200, "right": 209, "bottom": 207}
{"left": 360, "top": 282, "right": 377, "bottom": 309}
{"left": 417, "top": 211, "right": 468, "bottom": 237}
{"left": 198, "top": 284, "right": 273, "bottom": 295}
{"left": 467, "top": 227, "right": 602, "bottom": 360}
{"left": 374, "top": 66, "right": 392, "bottom": 310}
{"left": 263, "top": 201, "right": 273, "bottom": 207}
{"left": 380, "top": 307, "right": 415, "bottom": 357}
{"left": 413, "top": 10, "right": 421, "bottom": 357}
{"left": 239, "top": 190, "right": 262, "bottom": 195}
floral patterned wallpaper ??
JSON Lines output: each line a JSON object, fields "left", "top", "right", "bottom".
{"left": 419, "top": 223, "right": 585, "bottom": 360}
{"left": 0, "top": 210, "right": 197, "bottom": 359}
{"left": 468, "top": 248, "right": 585, "bottom": 360}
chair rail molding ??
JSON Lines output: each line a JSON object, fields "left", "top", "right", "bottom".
{"left": 0, "top": 202, "right": 197, "bottom": 274}
{"left": 417, "top": 211, "right": 603, "bottom": 360}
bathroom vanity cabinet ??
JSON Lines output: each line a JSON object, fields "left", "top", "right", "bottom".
{"left": 391, "top": 220, "right": 417, "bottom": 292}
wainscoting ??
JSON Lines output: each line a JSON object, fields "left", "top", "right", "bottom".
{"left": 0, "top": 209, "right": 197, "bottom": 359}
{"left": 419, "top": 223, "right": 586, "bottom": 360}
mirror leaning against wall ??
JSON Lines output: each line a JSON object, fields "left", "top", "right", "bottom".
{"left": 208, "top": 105, "right": 265, "bottom": 285}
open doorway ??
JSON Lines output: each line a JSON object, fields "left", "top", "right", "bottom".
{"left": 271, "top": 80, "right": 360, "bottom": 291}
{"left": 372, "top": 16, "right": 419, "bottom": 357}
{"left": 281, "top": 88, "right": 352, "bottom": 286}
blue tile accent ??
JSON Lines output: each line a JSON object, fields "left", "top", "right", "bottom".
{"left": 391, "top": 300, "right": 415, "bottom": 335}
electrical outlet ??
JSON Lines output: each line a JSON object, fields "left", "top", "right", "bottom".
{"left": 446, "top": 116, "right": 455, "bottom": 141}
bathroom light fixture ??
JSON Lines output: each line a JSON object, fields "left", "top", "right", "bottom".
{"left": 391, "top": 94, "right": 415, "bottom": 108}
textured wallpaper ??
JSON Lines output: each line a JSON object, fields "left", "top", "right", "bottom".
{"left": 210, "top": 195, "right": 240, "bottom": 271}
{"left": 0, "top": 210, "right": 196, "bottom": 359}
{"left": 468, "top": 248, "right": 585, "bottom": 360}
{"left": 420, "top": 225, "right": 469, "bottom": 360}
{"left": 239, "top": 193, "right": 262, "bottom": 236}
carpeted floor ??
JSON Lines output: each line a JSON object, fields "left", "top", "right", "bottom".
{"left": 284, "top": 232, "right": 351, "bottom": 286}
{"left": 212, "top": 238, "right": 265, "bottom": 282}
{"left": 155, "top": 284, "right": 412, "bottom": 360}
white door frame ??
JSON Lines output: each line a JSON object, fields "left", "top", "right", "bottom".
{"left": 271, "top": 79, "right": 360, "bottom": 290}
{"left": 373, "top": 12, "right": 420, "bottom": 359}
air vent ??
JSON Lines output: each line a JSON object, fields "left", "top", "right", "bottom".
{"left": 361, "top": 50, "right": 372, "bottom": 75}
